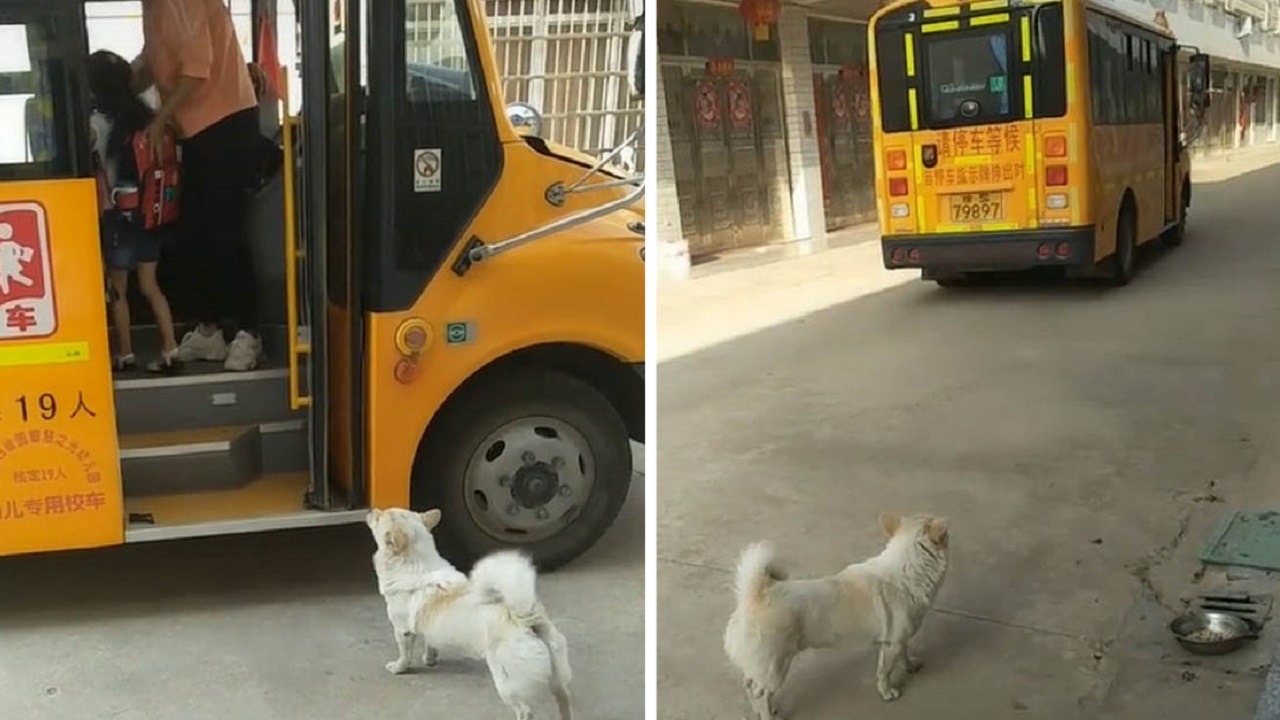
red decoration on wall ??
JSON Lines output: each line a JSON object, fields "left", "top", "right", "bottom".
{"left": 739, "top": 0, "right": 781, "bottom": 42}
{"left": 831, "top": 81, "right": 850, "bottom": 120}
{"left": 694, "top": 80, "right": 721, "bottom": 131}
{"left": 727, "top": 80, "right": 754, "bottom": 132}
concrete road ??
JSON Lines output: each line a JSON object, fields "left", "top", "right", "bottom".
{"left": 657, "top": 157, "right": 1280, "bottom": 720}
{"left": 0, "top": 448, "right": 643, "bottom": 720}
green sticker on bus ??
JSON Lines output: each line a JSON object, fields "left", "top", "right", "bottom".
{"left": 445, "top": 322, "right": 472, "bottom": 345}
{"left": 989, "top": 75, "right": 1007, "bottom": 93}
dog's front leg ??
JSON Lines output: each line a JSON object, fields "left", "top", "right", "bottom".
{"left": 876, "top": 641, "right": 907, "bottom": 701}
{"left": 386, "top": 630, "right": 415, "bottom": 675}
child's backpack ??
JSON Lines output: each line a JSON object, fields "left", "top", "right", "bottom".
{"left": 112, "top": 128, "right": 181, "bottom": 230}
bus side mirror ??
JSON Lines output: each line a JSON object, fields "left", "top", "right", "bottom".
{"left": 1189, "top": 53, "right": 1210, "bottom": 104}
{"left": 507, "top": 102, "right": 543, "bottom": 138}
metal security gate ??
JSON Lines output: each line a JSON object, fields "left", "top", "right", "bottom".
{"left": 661, "top": 61, "right": 789, "bottom": 259}
{"left": 809, "top": 18, "right": 876, "bottom": 231}
{"left": 813, "top": 67, "right": 876, "bottom": 229}
{"left": 485, "top": 0, "right": 643, "bottom": 169}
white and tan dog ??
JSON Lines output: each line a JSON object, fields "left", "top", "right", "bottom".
{"left": 367, "top": 508, "right": 573, "bottom": 720}
{"left": 723, "top": 512, "right": 950, "bottom": 719}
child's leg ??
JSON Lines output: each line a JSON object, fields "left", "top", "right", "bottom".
{"left": 107, "top": 268, "right": 133, "bottom": 363}
{"left": 136, "top": 261, "right": 177, "bottom": 354}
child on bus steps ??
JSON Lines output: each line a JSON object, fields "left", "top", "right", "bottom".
{"left": 88, "top": 50, "right": 180, "bottom": 374}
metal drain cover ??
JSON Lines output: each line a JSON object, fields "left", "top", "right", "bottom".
{"left": 1193, "top": 592, "right": 1273, "bottom": 628}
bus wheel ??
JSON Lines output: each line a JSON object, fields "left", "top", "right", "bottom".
{"left": 414, "top": 368, "right": 632, "bottom": 571}
{"left": 1108, "top": 206, "right": 1137, "bottom": 287}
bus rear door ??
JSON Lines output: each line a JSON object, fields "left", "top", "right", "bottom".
{"left": 874, "top": 0, "right": 1072, "bottom": 250}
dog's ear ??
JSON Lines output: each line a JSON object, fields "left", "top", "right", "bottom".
{"left": 925, "top": 517, "right": 949, "bottom": 548}
{"left": 420, "top": 509, "right": 442, "bottom": 530}
{"left": 879, "top": 512, "right": 902, "bottom": 537}
{"left": 386, "top": 525, "right": 410, "bottom": 555}
{"left": 365, "top": 509, "right": 381, "bottom": 529}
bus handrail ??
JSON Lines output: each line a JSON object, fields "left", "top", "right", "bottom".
{"left": 280, "top": 67, "right": 311, "bottom": 410}
{"left": 467, "top": 180, "right": 644, "bottom": 265}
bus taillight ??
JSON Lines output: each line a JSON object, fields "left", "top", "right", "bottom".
{"left": 1046, "top": 165, "right": 1069, "bottom": 186}
{"left": 1044, "top": 135, "right": 1068, "bottom": 158}
{"left": 889, "top": 177, "right": 909, "bottom": 196}
{"left": 887, "top": 149, "right": 907, "bottom": 171}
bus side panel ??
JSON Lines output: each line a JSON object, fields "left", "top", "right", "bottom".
{"left": 0, "top": 179, "right": 124, "bottom": 557}
{"left": 1035, "top": 0, "right": 1090, "bottom": 233}
{"left": 362, "top": 144, "right": 645, "bottom": 511}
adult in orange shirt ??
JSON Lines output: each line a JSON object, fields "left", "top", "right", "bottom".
{"left": 132, "top": 0, "right": 264, "bottom": 372}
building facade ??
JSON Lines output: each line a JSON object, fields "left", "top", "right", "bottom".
{"left": 655, "top": 0, "right": 1280, "bottom": 281}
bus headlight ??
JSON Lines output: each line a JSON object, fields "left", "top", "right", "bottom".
{"left": 1046, "top": 194, "right": 1069, "bottom": 210}
{"left": 890, "top": 203, "right": 910, "bottom": 218}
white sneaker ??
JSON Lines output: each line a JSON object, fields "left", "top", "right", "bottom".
{"left": 223, "top": 331, "right": 263, "bottom": 372}
{"left": 176, "top": 329, "right": 228, "bottom": 362}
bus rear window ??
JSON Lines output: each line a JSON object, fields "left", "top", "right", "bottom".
{"left": 874, "top": 3, "right": 1068, "bottom": 132}
{"left": 923, "top": 30, "right": 1012, "bottom": 126}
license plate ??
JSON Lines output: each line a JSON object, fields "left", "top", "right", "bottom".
{"left": 948, "top": 192, "right": 1004, "bottom": 222}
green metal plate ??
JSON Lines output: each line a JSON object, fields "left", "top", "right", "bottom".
{"left": 1201, "top": 511, "right": 1280, "bottom": 571}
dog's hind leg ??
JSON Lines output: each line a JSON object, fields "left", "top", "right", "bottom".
{"left": 744, "top": 678, "right": 772, "bottom": 720}
{"left": 552, "top": 683, "right": 573, "bottom": 720}
{"left": 876, "top": 641, "right": 907, "bottom": 701}
{"left": 424, "top": 645, "right": 439, "bottom": 667}
{"left": 744, "top": 662, "right": 790, "bottom": 720}
{"left": 905, "top": 652, "right": 923, "bottom": 674}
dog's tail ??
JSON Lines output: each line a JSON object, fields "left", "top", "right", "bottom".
{"left": 473, "top": 551, "right": 573, "bottom": 720}
{"left": 471, "top": 550, "right": 540, "bottom": 616}
{"left": 735, "top": 541, "right": 784, "bottom": 609}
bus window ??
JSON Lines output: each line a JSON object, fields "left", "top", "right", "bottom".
{"left": 84, "top": 1, "right": 143, "bottom": 60}
{"left": 0, "top": 17, "right": 73, "bottom": 179}
{"left": 923, "top": 29, "right": 1013, "bottom": 126}
{"left": 390, "top": 0, "right": 501, "bottom": 291}
{"left": 1032, "top": 4, "right": 1067, "bottom": 118}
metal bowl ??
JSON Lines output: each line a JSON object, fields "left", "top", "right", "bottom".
{"left": 1169, "top": 610, "right": 1260, "bottom": 655}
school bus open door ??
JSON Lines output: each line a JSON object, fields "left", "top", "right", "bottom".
{"left": 0, "top": 0, "right": 644, "bottom": 571}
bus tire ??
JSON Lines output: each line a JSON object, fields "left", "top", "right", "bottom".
{"left": 1163, "top": 183, "right": 1190, "bottom": 247}
{"left": 933, "top": 273, "right": 972, "bottom": 288}
{"left": 413, "top": 368, "right": 633, "bottom": 572}
{"left": 1108, "top": 204, "right": 1137, "bottom": 287}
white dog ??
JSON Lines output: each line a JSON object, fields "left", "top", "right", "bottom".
{"left": 723, "top": 512, "right": 950, "bottom": 719}
{"left": 367, "top": 508, "right": 574, "bottom": 720}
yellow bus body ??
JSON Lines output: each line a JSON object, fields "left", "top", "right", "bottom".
{"left": 869, "top": 0, "right": 1191, "bottom": 282}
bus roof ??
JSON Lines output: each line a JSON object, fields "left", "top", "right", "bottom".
{"left": 870, "top": 0, "right": 1177, "bottom": 40}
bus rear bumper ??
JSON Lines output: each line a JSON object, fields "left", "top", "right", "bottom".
{"left": 882, "top": 227, "right": 1096, "bottom": 273}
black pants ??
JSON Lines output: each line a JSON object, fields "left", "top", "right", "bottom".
{"left": 179, "top": 106, "right": 260, "bottom": 340}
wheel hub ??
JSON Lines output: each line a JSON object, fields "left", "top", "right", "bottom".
{"left": 462, "top": 415, "right": 597, "bottom": 543}
{"left": 512, "top": 463, "right": 560, "bottom": 509}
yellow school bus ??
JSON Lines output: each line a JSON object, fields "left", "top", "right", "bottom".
{"left": 869, "top": 0, "right": 1210, "bottom": 286}
{"left": 0, "top": 0, "right": 644, "bottom": 570}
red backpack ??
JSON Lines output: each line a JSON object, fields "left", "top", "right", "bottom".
{"left": 112, "top": 128, "right": 181, "bottom": 230}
